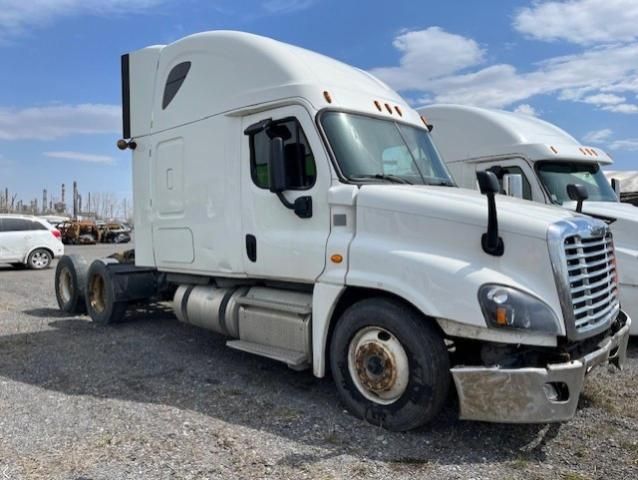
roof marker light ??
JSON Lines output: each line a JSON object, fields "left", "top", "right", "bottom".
{"left": 550, "top": 146, "right": 559, "bottom": 154}
{"left": 323, "top": 91, "right": 332, "bottom": 104}
{"left": 374, "top": 100, "right": 382, "bottom": 111}
{"left": 394, "top": 106, "right": 403, "bottom": 116}
{"left": 579, "top": 147, "right": 588, "bottom": 155}
{"left": 385, "top": 103, "right": 393, "bottom": 114}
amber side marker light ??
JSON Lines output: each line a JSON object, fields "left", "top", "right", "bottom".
{"left": 495, "top": 307, "right": 508, "bottom": 326}
{"left": 323, "top": 91, "right": 332, "bottom": 104}
{"left": 330, "top": 254, "right": 343, "bottom": 264}
{"left": 420, "top": 115, "right": 434, "bottom": 132}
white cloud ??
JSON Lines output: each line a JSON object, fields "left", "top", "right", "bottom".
{"left": 262, "top": 0, "right": 316, "bottom": 13}
{"left": 583, "top": 128, "right": 613, "bottom": 144}
{"left": 512, "top": 104, "right": 537, "bottom": 116}
{"left": 602, "top": 103, "right": 638, "bottom": 113}
{"left": 514, "top": 0, "right": 638, "bottom": 45}
{"left": 0, "top": 0, "right": 166, "bottom": 40}
{"left": 582, "top": 93, "right": 625, "bottom": 105}
{"left": 609, "top": 139, "right": 638, "bottom": 151}
{"left": 372, "top": 28, "right": 638, "bottom": 112}
{"left": 0, "top": 104, "right": 120, "bottom": 140}
{"left": 369, "top": 27, "right": 485, "bottom": 91}
{"left": 44, "top": 151, "right": 114, "bottom": 165}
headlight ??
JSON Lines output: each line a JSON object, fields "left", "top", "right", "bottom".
{"left": 478, "top": 284, "right": 560, "bottom": 334}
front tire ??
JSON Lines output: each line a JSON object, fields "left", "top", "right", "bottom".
{"left": 27, "top": 249, "right": 52, "bottom": 270}
{"left": 330, "top": 297, "right": 450, "bottom": 431}
{"left": 85, "top": 260, "right": 127, "bottom": 324}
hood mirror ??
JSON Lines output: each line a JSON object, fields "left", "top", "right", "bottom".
{"left": 477, "top": 171, "right": 504, "bottom": 256}
{"left": 567, "top": 184, "right": 588, "bottom": 213}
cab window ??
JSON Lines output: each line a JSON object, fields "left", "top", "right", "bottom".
{"left": 487, "top": 165, "right": 533, "bottom": 200}
{"left": 249, "top": 118, "right": 316, "bottom": 190}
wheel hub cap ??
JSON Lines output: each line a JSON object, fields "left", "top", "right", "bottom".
{"left": 347, "top": 326, "right": 410, "bottom": 405}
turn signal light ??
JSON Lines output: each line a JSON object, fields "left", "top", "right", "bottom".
{"left": 330, "top": 254, "right": 343, "bottom": 264}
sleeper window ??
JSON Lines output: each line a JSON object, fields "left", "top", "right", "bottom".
{"left": 162, "top": 61, "right": 191, "bottom": 109}
{"left": 249, "top": 118, "right": 316, "bottom": 190}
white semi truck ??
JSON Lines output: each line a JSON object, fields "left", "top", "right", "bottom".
{"left": 54, "top": 32, "right": 630, "bottom": 431}
{"left": 420, "top": 104, "right": 638, "bottom": 335}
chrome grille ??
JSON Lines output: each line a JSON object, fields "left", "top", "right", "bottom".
{"left": 563, "top": 232, "right": 619, "bottom": 333}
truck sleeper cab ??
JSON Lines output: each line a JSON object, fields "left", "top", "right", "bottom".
{"left": 55, "top": 32, "right": 630, "bottom": 431}
{"left": 420, "top": 104, "right": 638, "bottom": 336}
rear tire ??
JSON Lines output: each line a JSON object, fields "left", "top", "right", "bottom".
{"left": 330, "top": 297, "right": 450, "bottom": 431}
{"left": 55, "top": 255, "right": 89, "bottom": 314}
{"left": 85, "top": 260, "right": 127, "bottom": 324}
{"left": 27, "top": 249, "right": 52, "bottom": 270}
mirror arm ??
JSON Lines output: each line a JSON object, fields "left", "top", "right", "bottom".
{"left": 275, "top": 192, "right": 313, "bottom": 219}
{"left": 482, "top": 191, "right": 505, "bottom": 256}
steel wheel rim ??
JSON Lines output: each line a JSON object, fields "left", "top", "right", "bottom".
{"left": 347, "top": 326, "right": 409, "bottom": 405}
{"left": 58, "top": 267, "right": 73, "bottom": 304}
{"left": 89, "top": 274, "right": 106, "bottom": 314}
{"left": 31, "top": 251, "right": 49, "bottom": 268}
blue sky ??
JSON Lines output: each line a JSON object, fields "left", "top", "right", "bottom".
{"left": 1, "top": 0, "right": 637, "bottom": 208}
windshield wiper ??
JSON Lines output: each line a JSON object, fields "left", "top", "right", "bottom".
{"left": 350, "top": 174, "right": 413, "bottom": 185}
{"left": 425, "top": 179, "right": 455, "bottom": 187}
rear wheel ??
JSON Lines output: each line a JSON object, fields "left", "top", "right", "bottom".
{"left": 55, "top": 255, "right": 89, "bottom": 313}
{"left": 27, "top": 249, "right": 52, "bottom": 270}
{"left": 86, "top": 260, "right": 127, "bottom": 324}
{"left": 330, "top": 297, "right": 450, "bottom": 431}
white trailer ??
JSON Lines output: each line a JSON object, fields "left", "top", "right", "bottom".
{"left": 420, "top": 104, "right": 638, "bottom": 335}
{"left": 55, "top": 32, "right": 629, "bottom": 430}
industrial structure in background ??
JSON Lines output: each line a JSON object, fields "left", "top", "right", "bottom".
{"left": 0, "top": 182, "right": 131, "bottom": 221}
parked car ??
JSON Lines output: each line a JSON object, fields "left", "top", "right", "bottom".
{"left": 0, "top": 214, "right": 64, "bottom": 269}
{"left": 57, "top": 220, "right": 101, "bottom": 245}
{"left": 98, "top": 223, "right": 131, "bottom": 244}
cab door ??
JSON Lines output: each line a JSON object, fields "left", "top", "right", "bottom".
{"left": 240, "top": 105, "right": 331, "bottom": 282}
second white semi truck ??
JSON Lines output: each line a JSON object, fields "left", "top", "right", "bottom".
{"left": 420, "top": 104, "right": 638, "bottom": 335}
{"left": 54, "top": 32, "right": 630, "bottom": 430}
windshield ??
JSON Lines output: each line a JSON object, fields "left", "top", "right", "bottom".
{"left": 537, "top": 161, "right": 618, "bottom": 204}
{"left": 320, "top": 111, "right": 454, "bottom": 186}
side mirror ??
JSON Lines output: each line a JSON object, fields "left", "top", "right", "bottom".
{"left": 268, "top": 136, "right": 313, "bottom": 219}
{"left": 269, "top": 137, "right": 288, "bottom": 193}
{"left": 611, "top": 178, "right": 621, "bottom": 197}
{"left": 566, "top": 183, "right": 588, "bottom": 213}
{"left": 502, "top": 174, "right": 523, "bottom": 199}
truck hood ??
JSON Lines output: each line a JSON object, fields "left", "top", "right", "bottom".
{"left": 357, "top": 185, "right": 578, "bottom": 240}
{"left": 563, "top": 200, "right": 638, "bottom": 249}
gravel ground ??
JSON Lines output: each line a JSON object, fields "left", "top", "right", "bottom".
{"left": 0, "top": 243, "right": 636, "bottom": 479}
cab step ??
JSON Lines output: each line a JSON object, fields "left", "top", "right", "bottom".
{"left": 226, "top": 340, "right": 309, "bottom": 370}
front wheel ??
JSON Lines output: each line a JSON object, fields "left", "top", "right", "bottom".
{"left": 330, "top": 297, "right": 450, "bottom": 431}
{"left": 27, "top": 249, "right": 52, "bottom": 270}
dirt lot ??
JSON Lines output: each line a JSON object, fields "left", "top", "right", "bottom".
{"left": 0, "top": 243, "right": 636, "bottom": 479}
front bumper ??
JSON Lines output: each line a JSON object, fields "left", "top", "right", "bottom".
{"left": 450, "top": 311, "right": 631, "bottom": 423}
